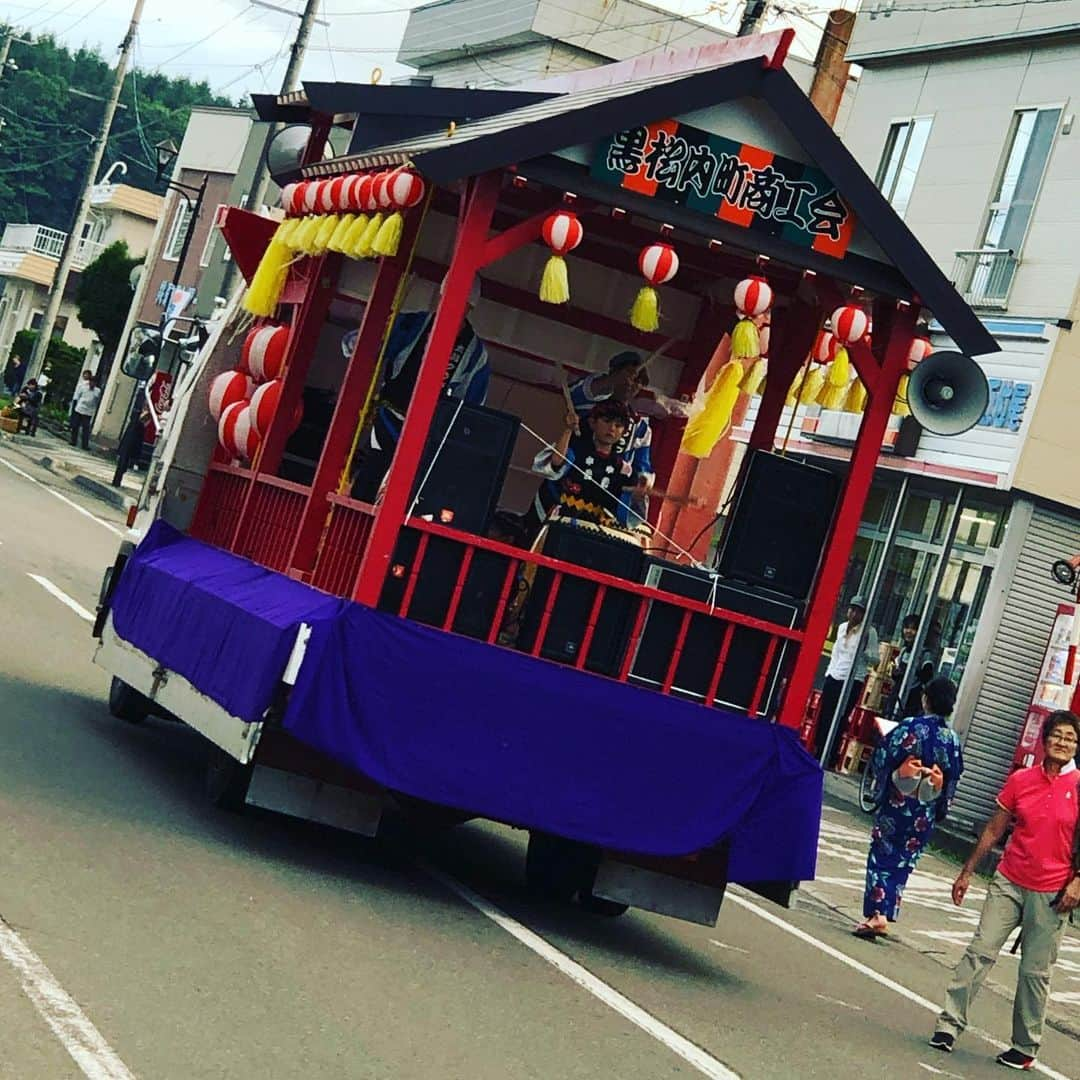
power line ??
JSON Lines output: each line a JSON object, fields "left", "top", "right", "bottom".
{"left": 57, "top": 0, "right": 111, "bottom": 35}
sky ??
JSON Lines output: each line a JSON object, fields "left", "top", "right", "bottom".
{"left": 1, "top": 0, "right": 848, "bottom": 103}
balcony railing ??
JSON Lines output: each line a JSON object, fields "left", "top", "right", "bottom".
{"left": 0, "top": 223, "right": 105, "bottom": 270}
{"left": 952, "top": 248, "right": 1019, "bottom": 310}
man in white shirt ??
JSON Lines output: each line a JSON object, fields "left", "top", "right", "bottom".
{"left": 70, "top": 370, "right": 102, "bottom": 450}
{"left": 814, "top": 595, "right": 879, "bottom": 761}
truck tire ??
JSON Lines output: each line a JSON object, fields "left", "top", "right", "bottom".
{"left": 108, "top": 676, "right": 148, "bottom": 724}
{"left": 525, "top": 832, "right": 585, "bottom": 901}
{"left": 204, "top": 745, "right": 253, "bottom": 813}
{"left": 578, "top": 888, "right": 629, "bottom": 918}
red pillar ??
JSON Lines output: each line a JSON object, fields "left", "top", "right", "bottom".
{"left": 352, "top": 172, "right": 502, "bottom": 606}
{"left": 287, "top": 214, "right": 424, "bottom": 578}
{"left": 776, "top": 302, "right": 917, "bottom": 730}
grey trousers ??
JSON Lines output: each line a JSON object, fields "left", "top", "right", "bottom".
{"left": 937, "top": 871, "right": 1069, "bottom": 1056}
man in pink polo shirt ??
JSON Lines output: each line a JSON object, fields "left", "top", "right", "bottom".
{"left": 929, "top": 710, "right": 1080, "bottom": 1069}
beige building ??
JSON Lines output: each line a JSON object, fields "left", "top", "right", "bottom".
{"left": 835, "top": 2, "right": 1080, "bottom": 830}
{"left": 0, "top": 166, "right": 162, "bottom": 372}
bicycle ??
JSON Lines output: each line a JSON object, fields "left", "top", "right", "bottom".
{"left": 858, "top": 715, "right": 898, "bottom": 813}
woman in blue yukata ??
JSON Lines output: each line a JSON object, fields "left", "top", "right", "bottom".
{"left": 854, "top": 675, "right": 964, "bottom": 940}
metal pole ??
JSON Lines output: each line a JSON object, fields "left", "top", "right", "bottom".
{"left": 737, "top": 0, "right": 767, "bottom": 37}
{"left": 0, "top": 29, "right": 13, "bottom": 81}
{"left": 245, "top": 0, "right": 322, "bottom": 218}
{"left": 26, "top": 0, "right": 146, "bottom": 381}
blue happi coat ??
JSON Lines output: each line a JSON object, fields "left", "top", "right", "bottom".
{"left": 863, "top": 713, "right": 963, "bottom": 921}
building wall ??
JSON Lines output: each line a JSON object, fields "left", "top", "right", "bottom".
{"left": 419, "top": 40, "right": 606, "bottom": 87}
{"left": 840, "top": 38, "right": 1080, "bottom": 322}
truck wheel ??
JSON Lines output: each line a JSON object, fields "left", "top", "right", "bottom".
{"left": 525, "top": 832, "right": 594, "bottom": 902}
{"left": 578, "top": 889, "right": 629, "bottom": 918}
{"left": 108, "top": 676, "right": 148, "bottom": 724}
{"left": 204, "top": 745, "right": 253, "bottom": 813}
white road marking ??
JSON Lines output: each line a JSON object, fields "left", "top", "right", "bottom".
{"left": 0, "top": 456, "right": 121, "bottom": 535}
{"left": 728, "top": 891, "right": 1071, "bottom": 1080}
{"left": 421, "top": 862, "right": 741, "bottom": 1080}
{"left": 917, "top": 1062, "right": 965, "bottom": 1078}
{"left": 28, "top": 574, "right": 94, "bottom": 622}
{"left": 815, "top": 993, "right": 863, "bottom": 1011}
{"left": 0, "top": 917, "right": 135, "bottom": 1079}
{"left": 709, "top": 939, "right": 751, "bottom": 955}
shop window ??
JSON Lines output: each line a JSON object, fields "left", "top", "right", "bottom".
{"left": 897, "top": 490, "right": 946, "bottom": 541}
{"left": 875, "top": 117, "right": 933, "bottom": 218}
{"left": 980, "top": 106, "right": 1061, "bottom": 255}
{"left": 163, "top": 201, "right": 194, "bottom": 262}
{"left": 199, "top": 205, "right": 224, "bottom": 268}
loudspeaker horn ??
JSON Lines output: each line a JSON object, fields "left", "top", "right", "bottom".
{"left": 907, "top": 350, "right": 989, "bottom": 436}
{"left": 265, "top": 125, "right": 331, "bottom": 182}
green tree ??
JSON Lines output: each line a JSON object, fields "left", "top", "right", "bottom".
{"left": 0, "top": 29, "right": 234, "bottom": 232}
{"left": 9, "top": 329, "right": 86, "bottom": 412}
{"left": 75, "top": 240, "right": 140, "bottom": 385}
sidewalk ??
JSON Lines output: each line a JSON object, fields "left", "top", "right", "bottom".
{"left": 0, "top": 424, "right": 140, "bottom": 511}
{"left": 807, "top": 781, "right": 1080, "bottom": 1040}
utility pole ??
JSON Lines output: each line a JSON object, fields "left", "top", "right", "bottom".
{"left": 737, "top": 0, "right": 767, "bottom": 36}
{"left": 27, "top": 0, "right": 145, "bottom": 381}
{"left": 245, "top": 0, "right": 322, "bottom": 218}
{"left": 0, "top": 28, "right": 14, "bottom": 80}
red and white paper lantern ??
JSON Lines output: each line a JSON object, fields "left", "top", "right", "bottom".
{"left": 241, "top": 324, "right": 288, "bottom": 382}
{"left": 639, "top": 242, "right": 679, "bottom": 286}
{"left": 218, "top": 400, "right": 258, "bottom": 460}
{"left": 388, "top": 169, "right": 425, "bottom": 209}
{"left": 908, "top": 336, "right": 933, "bottom": 366}
{"left": 831, "top": 305, "right": 870, "bottom": 345}
{"left": 249, "top": 379, "right": 283, "bottom": 438}
{"left": 208, "top": 370, "right": 253, "bottom": 422}
{"left": 812, "top": 330, "right": 836, "bottom": 364}
{"left": 374, "top": 172, "right": 394, "bottom": 210}
{"left": 537, "top": 211, "right": 583, "bottom": 304}
{"left": 734, "top": 275, "right": 773, "bottom": 318}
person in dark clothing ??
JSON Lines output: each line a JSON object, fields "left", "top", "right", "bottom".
{"left": 113, "top": 406, "right": 151, "bottom": 487}
{"left": 886, "top": 613, "right": 936, "bottom": 720}
{"left": 530, "top": 398, "right": 644, "bottom": 534}
{"left": 13, "top": 379, "right": 42, "bottom": 435}
{"left": 4, "top": 356, "right": 26, "bottom": 396}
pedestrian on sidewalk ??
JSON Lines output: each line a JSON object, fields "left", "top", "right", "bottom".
{"left": 929, "top": 710, "right": 1080, "bottom": 1071}
{"left": 854, "top": 676, "right": 963, "bottom": 941}
{"left": 814, "top": 596, "right": 879, "bottom": 762}
{"left": 70, "top": 370, "right": 101, "bottom": 450}
{"left": 3, "top": 355, "right": 25, "bottom": 396}
{"left": 113, "top": 405, "right": 150, "bottom": 488}
{"left": 13, "top": 379, "right": 43, "bottom": 436}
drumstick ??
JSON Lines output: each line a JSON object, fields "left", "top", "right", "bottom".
{"left": 552, "top": 358, "right": 579, "bottom": 432}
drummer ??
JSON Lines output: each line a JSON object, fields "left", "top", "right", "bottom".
{"left": 568, "top": 351, "right": 654, "bottom": 523}
{"left": 529, "top": 399, "right": 645, "bottom": 536}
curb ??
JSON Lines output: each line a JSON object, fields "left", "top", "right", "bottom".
{"left": 72, "top": 473, "right": 132, "bottom": 512}
{"left": 0, "top": 433, "right": 134, "bottom": 512}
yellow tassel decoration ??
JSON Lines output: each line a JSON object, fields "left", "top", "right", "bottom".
{"left": 730, "top": 318, "right": 760, "bottom": 361}
{"left": 276, "top": 218, "right": 300, "bottom": 247}
{"left": 680, "top": 361, "right": 744, "bottom": 458}
{"left": 539, "top": 254, "right": 570, "bottom": 304}
{"left": 327, "top": 213, "right": 357, "bottom": 254}
{"left": 312, "top": 214, "right": 339, "bottom": 254}
{"left": 739, "top": 357, "right": 766, "bottom": 397}
{"left": 341, "top": 214, "right": 369, "bottom": 258}
{"left": 893, "top": 374, "right": 911, "bottom": 416}
{"left": 785, "top": 369, "right": 804, "bottom": 407}
{"left": 371, "top": 211, "right": 404, "bottom": 258}
{"left": 294, "top": 217, "right": 321, "bottom": 255}
{"left": 798, "top": 367, "right": 826, "bottom": 405}
{"left": 843, "top": 377, "right": 867, "bottom": 413}
{"left": 242, "top": 232, "right": 292, "bottom": 317}
{"left": 630, "top": 285, "right": 660, "bottom": 332}
{"left": 826, "top": 344, "right": 850, "bottom": 387}
{"left": 354, "top": 212, "right": 384, "bottom": 259}
{"left": 818, "top": 382, "right": 848, "bottom": 410}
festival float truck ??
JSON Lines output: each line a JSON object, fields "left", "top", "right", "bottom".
{"left": 91, "top": 31, "right": 995, "bottom": 925}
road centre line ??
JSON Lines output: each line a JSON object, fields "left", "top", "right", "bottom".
{"left": 420, "top": 861, "right": 741, "bottom": 1080}
{"left": 0, "top": 456, "right": 121, "bottom": 536}
{"left": 0, "top": 917, "right": 135, "bottom": 1080}
{"left": 727, "top": 891, "right": 1071, "bottom": 1080}
{"left": 28, "top": 574, "right": 95, "bottom": 622}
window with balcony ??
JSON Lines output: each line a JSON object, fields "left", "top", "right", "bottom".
{"left": 954, "top": 105, "right": 1062, "bottom": 308}
{"left": 199, "top": 205, "right": 224, "bottom": 267}
{"left": 875, "top": 117, "right": 933, "bottom": 218}
{"left": 163, "top": 201, "right": 194, "bottom": 262}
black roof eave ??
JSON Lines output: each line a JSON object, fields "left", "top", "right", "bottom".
{"left": 250, "top": 93, "right": 314, "bottom": 124}
{"left": 412, "top": 58, "right": 767, "bottom": 187}
{"left": 302, "top": 81, "right": 558, "bottom": 120}
{"left": 759, "top": 71, "right": 998, "bottom": 358}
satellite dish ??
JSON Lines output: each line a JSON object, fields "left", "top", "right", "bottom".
{"left": 266, "top": 124, "right": 331, "bottom": 182}
{"left": 907, "top": 351, "right": 989, "bottom": 436}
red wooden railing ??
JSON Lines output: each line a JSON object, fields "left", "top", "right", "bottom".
{"left": 389, "top": 517, "right": 803, "bottom": 718}
{"left": 311, "top": 494, "right": 377, "bottom": 595}
{"left": 189, "top": 464, "right": 249, "bottom": 548}
{"left": 233, "top": 475, "right": 310, "bottom": 573}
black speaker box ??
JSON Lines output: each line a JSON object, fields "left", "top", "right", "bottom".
{"left": 716, "top": 451, "right": 840, "bottom": 602}
{"left": 378, "top": 531, "right": 514, "bottom": 641}
{"left": 517, "top": 522, "right": 644, "bottom": 676}
{"left": 630, "top": 559, "right": 799, "bottom": 716}
{"left": 410, "top": 399, "right": 520, "bottom": 535}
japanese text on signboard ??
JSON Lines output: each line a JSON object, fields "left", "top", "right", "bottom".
{"left": 592, "top": 121, "right": 855, "bottom": 258}
{"left": 978, "top": 378, "right": 1031, "bottom": 433}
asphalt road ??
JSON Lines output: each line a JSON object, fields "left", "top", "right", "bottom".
{"left": 0, "top": 442, "right": 1078, "bottom": 1080}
